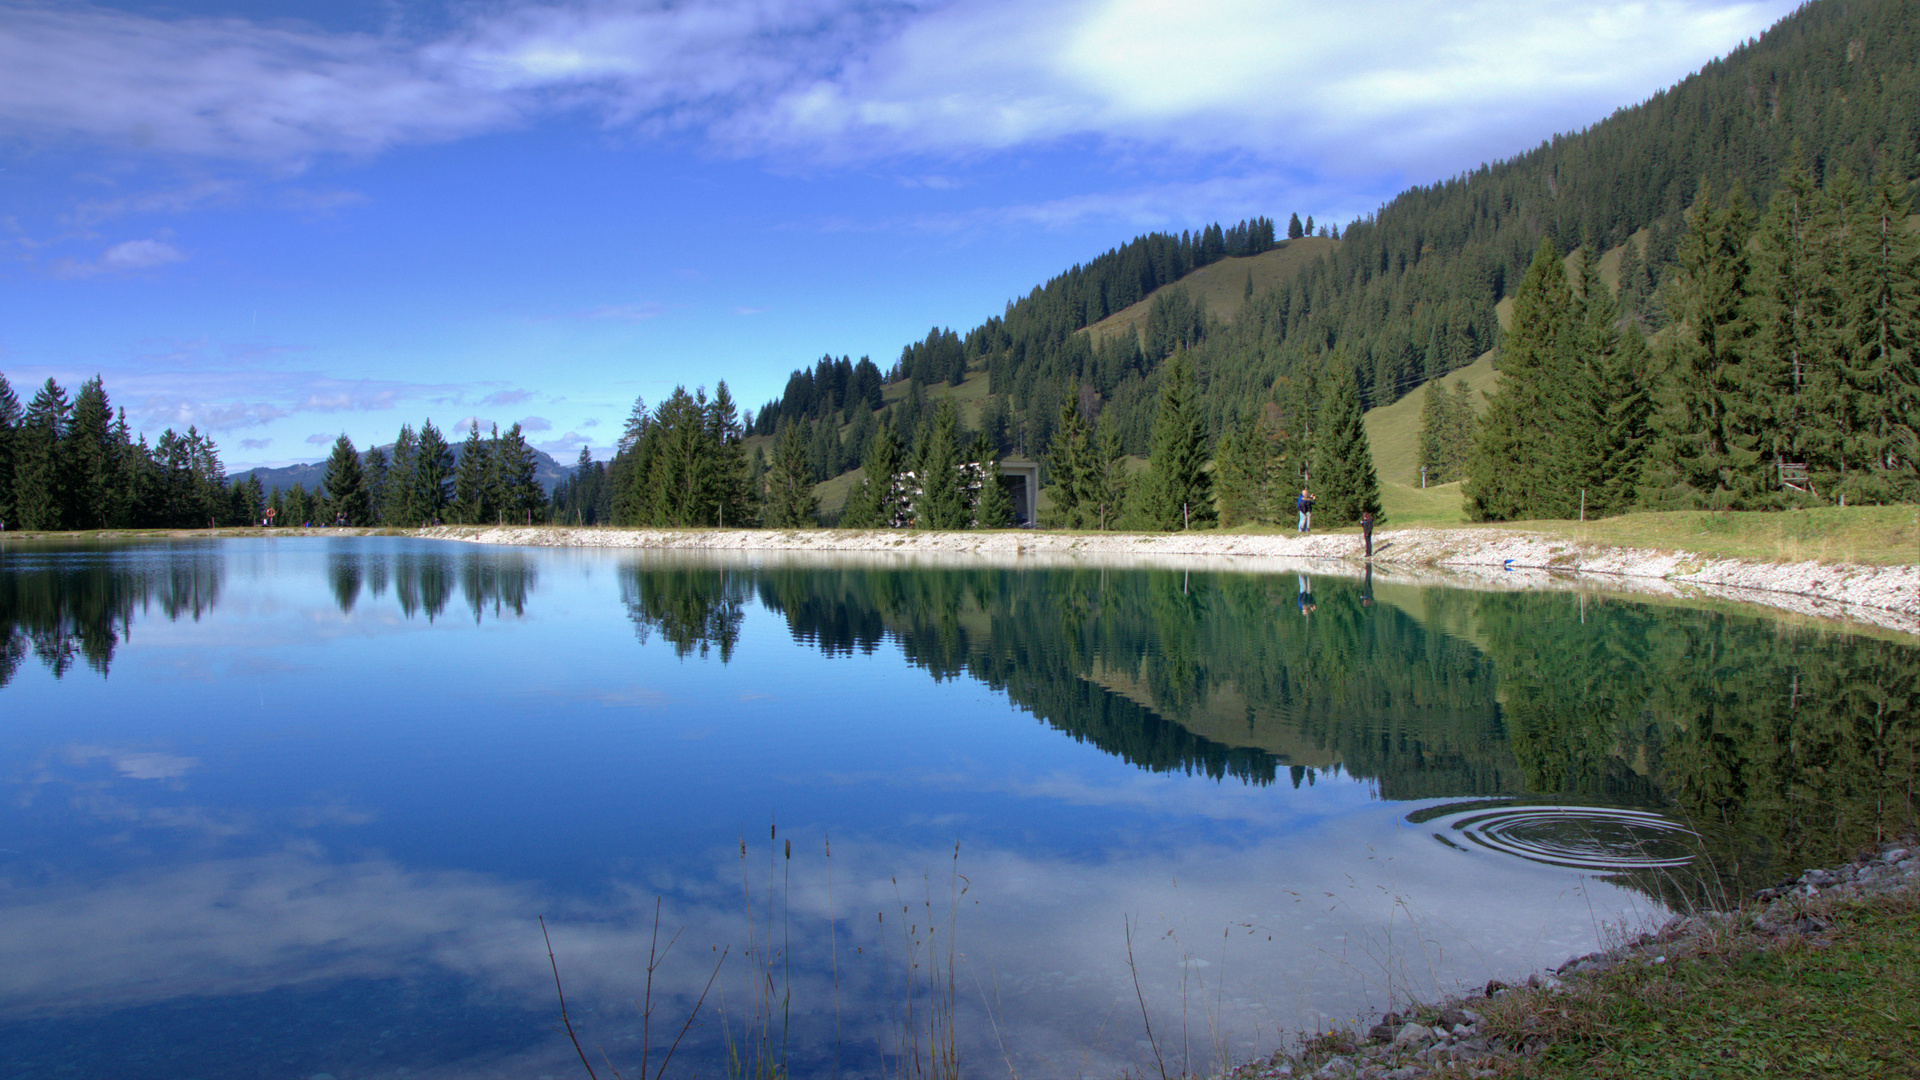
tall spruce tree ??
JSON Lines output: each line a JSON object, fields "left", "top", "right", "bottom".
{"left": 914, "top": 400, "right": 968, "bottom": 530}
{"left": 1748, "top": 162, "right": 1838, "bottom": 494}
{"left": 971, "top": 431, "right": 1013, "bottom": 528}
{"left": 1213, "top": 415, "right": 1269, "bottom": 527}
{"left": 67, "top": 377, "right": 117, "bottom": 530}
{"left": 0, "top": 373, "right": 18, "bottom": 527}
{"left": 1139, "top": 353, "right": 1214, "bottom": 530}
{"left": 1842, "top": 171, "right": 1920, "bottom": 502}
{"left": 324, "top": 434, "right": 369, "bottom": 525}
{"left": 454, "top": 421, "right": 493, "bottom": 524}
{"left": 1044, "top": 395, "right": 1091, "bottom": 528}
{"left": 1465, "top": 239, "right": 1571, "bottom": 520}
{"left": 413, "top": 421, "right": 454, "bottom": 524}
{"left": 842, "top": 424, "right": 904, "bottom": 528}
{"left": 1084, "top": 414, "right": 1131, "bottom": 531}
{"left": 1645, "top": 186, "right": 1762, "bottom": 508}
{"left": 14, "top": 378, "right": 70, "bottom": 530}
{"left": 494, "top": 423, "right": 542, "bottom": 523}
{"left": 763, "top": 423, "right": 818, "bottom": 527}
{"left": 384, "top": 424, "right": 418, "bottom": 525}
{"left": 1415, "top": 380, "right": 1453, "bottom": 485}
{"left": 361, "top": 446, "right": 389, "bottom": 525}
{"left": 1593, "top": 323, "right": 1655, "bottom": 516}
{"left": 1308, "top": 374, "right": 1382, "bottom": 526}
{"left": 707, "top": 382, "right": 754, "bottom": 528}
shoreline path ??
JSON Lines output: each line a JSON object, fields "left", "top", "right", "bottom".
{"left": 418, "top": 524, "right": 1920, "bottom": 638}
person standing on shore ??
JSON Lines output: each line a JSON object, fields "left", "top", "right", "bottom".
{"left": 1360, "top": 509, "right": 1374, "bottom": 558}
{"left": 1296, "top": 488, "right": 1315, "bottom": 534}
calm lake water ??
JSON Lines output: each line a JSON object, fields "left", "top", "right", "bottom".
{"left": 2, "top": 537, "right": 1914, "bottom": 1080}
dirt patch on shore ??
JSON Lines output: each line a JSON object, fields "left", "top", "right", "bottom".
{"left": 415, "top": 524, "right": 1920, "bottom": 637}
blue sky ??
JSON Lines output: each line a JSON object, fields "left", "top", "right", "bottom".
{"left": 2, "top": 0, "right": 1798, "bottom": 469}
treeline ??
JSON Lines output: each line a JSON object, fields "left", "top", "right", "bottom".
{"left": 1463, "top": 168, "right": 1919, "bottom": 519}
{"left": 0, "top": 373, "right": 256, "bottom": 530}
{"left": 266, "top": 420, "right": 544, "bottom": 527}
{"left": 577, "top": 380, "right": 1019, "bottom": 531}
{"left": 746, "top": 216, "right": 1283, "bottom": 470}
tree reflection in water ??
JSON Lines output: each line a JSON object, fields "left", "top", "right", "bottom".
{"left": 0, "top": 543, "right": 220, "bottom": 684}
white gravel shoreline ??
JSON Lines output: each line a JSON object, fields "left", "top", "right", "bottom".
{"left": 417, "top": 524, "right": 1920, "bottom": 637}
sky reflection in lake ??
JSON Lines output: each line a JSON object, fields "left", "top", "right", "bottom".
{"left": 1, "top": 537, "right": 1910, "bottom": 1079}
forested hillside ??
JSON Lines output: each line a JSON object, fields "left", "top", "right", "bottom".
{"left": 717, "top": 0, "right": 1918, "bottom": 520}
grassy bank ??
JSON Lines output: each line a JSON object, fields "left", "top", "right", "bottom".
{"left": 1480, "top": 890, "right": 1920, "bottom": 1078}
{"left": 1507, "top": 504, "right": 1920, "bottom": 568}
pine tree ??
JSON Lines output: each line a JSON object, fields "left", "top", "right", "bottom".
{"left": 914, "top": 400, "right": 968, "bottom": 530}
{"left": 1840, "top": 171, "right": 1920, "bottom": 502}
{"left": 1044, "top": 395, "right": 1090, "bottom": 528}
{"left": 1140, "top": 353, "right": 1214, "bottom": 530}
{"left": 971, "top": 432, "right": 1013, "bottom": 527}
{"left": 14, "top": 378, "right": 70, "bottom": 530}
{"left": 362, "top": 446, "right": 389, "bottom": 524}
{"left": 707, "top": 381, "right": 754, "bottom": 528}
{"left": 1539, "top": 250, "right": 1609, "bottom": 518}
{"left": 324, "top": 434, "right": 369, "bottom": 525}
{"left": 242, "top": 474, "right": 266, "bottom": 526}
{"left": 1748, "top": 162, "right": 1837, "bottom": 494}
{"left": 1308, "top": 374, "right": 1382, "bottom": 527}
{"left": 1593, "top": 324, "right": 1654, "bottom": 516}
{"left": 1415, "top": 379, "right": 1451, "bottom": 485}
{"left": 494, "top": 423, "right": 542, "bottom": 523}
{"left": 763, "top": 423, "right": 818, "bottom": 528}
{"left": 1465, "top": 238, "right": 1570, "bottom": 520}
{"left": 0, "top": 373, "right": 18, "bottom": 528}
{"left": 1445, "top": 381, "right": 1477, "bottom": 481}
{"left": 454, "top": 421, "right": 493, "bottom": 524}
{"left": 1213, "top": 415, "right": 1268, "bottom": 527}
{"left": 413, "top": 420, "right": 454, "bottom": 524}
{"left": 1084, "top": 414, "right": 1131, "bottom": 531}
{"left": 66, "top": 377, "right": 116, "bottom": 530}
{"left": 1646, "top": 186, "right": 1762, "bottom": 509}
{"left": 842, "top": 424, "right": 903, "bottom": 528}
{"left": 384, "top": 424, "right": 418, "bottom": 525}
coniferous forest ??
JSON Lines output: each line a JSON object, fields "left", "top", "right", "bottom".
{"left": 5, "top": 0, "right": 1917, "bottom": 534}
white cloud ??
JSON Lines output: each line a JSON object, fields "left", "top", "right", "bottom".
{"left": 0, "top": 0, "right": 1797, "bottom": 180}
{"left": 240, "top": 437, "right": 272, "bottom": 449}
{"left": 49, "top": 236, "right": 188, "bottom": 278}
{"left": 518, "top": 415, "right": 553, "bottom": 432}
{"left": 304, "top": 432, "right": 334, "bottom": 445}
{"left": 480, "top": 388, "right": 534, "bottom": 406}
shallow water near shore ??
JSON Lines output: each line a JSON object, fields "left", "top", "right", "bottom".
{"left": 1, "top": 536, "right": 1914, "bottom": 1079}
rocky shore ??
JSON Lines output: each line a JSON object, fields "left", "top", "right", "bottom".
{"left": 1217, "top": 835, "right": 1920, "bottom": 1080}
{"left": 416, "top": 524, "right": 1920, "bottom": 637}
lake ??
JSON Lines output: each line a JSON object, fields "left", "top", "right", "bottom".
{"left": 1, "top": 536, "right": 1914, "bottom": 1079}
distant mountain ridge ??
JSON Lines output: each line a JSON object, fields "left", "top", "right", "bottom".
{"left": 230, "top": 443, "right": 574, "bottom": 496}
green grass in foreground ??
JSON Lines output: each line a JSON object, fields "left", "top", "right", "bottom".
{"left": 1485, "top": 892, "right": 1920, "bottom": 1079}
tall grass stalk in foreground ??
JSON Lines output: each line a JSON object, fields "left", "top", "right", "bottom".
{"left": 726, "top": 823, "right": 793, "bottom": 1080}
{"left": 880, "top": 842, "right": 967, "bottom": 1079}
{"left": 541, "top": 909, "right": 725, "bottom": 1080}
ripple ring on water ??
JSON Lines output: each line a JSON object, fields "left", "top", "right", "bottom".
{"left": 1428, "top": 804, "right": 1698, "bottom": 870}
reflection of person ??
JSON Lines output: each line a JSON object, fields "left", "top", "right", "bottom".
{"left": 1360, "top": 564, "right": 1374, "bottom": 608}
{"left": 1360, "top": 510, "right": 1374, "bottom": 558}
{"left": 1296, "top": 488, "right": 1315, "bottom": 534}
{"left": 1297, "top": 573, "right": 1316, "bottom": 616}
